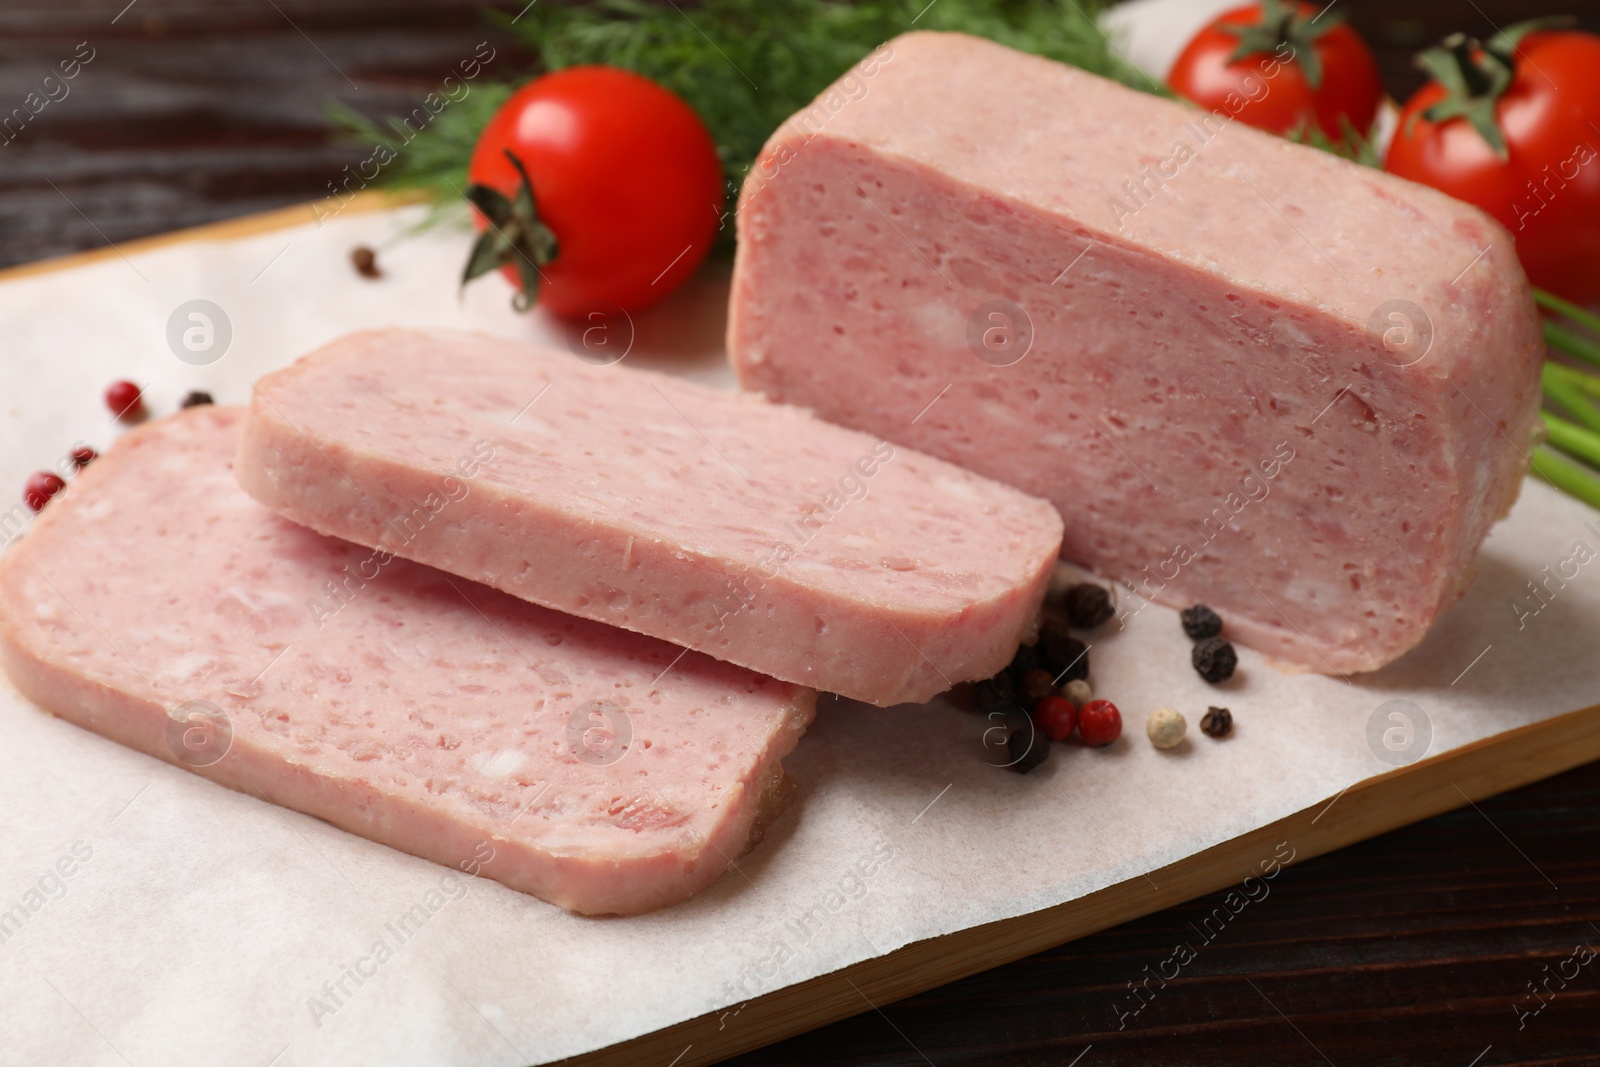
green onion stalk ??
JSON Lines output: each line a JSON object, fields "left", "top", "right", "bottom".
{"left": 1536, "top": 287, "right": 1600, "bottom": 510}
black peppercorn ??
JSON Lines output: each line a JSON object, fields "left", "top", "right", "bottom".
{"left": 180, "top": 390, "right": 214, "bottom": 409}
{"left": 1181, "top": 604, "right": 1223, "bottom": 640}
{"left": 1006, "top": 723, "right": 1050, "bottom": 774}
{"left": 1063, "top": 583, "right": 1115, "bottom": 629}
{"left": 1192, "top": 637, "right": 1238, "bottom": 683}
{"left": 1200, "top": 706, "right": 1233, "bottom": 738}
{"left": 351, "top": 245, "right": 382, "bottom": 278}
{"left": 975, "top": 672, "right": 1017, "bottom": 712}
{"left": 1008, "top": 643, "right": 1043, "bottom": 678}
{"left": 1039, "top": 620, "right": 1089, "bottom": 682}
{"left": 1018, "top": 668, "right": 1056, "bottom": 703}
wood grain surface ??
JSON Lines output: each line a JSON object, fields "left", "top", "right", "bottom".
{"left": 2, "top": 2, "right": 1598, "bottom": 1066}
{"left": 732, "top": 760, "right": 1600, "bottom": 1067}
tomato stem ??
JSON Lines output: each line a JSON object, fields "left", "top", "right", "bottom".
{"left": 1216, "top": 0, "right": 1343, "bottom": 90}
{"left": 461, "top": 149, "right": 559, "bottom": 312}
{"left": 1450, "top": 38, "right": 1495, "bottom": 97}
{"left": 1411, "top": 19, "right": 1576, "bottom": 160}
{"left": 1412, "top": 34, "right": 1513, "bottom": 157}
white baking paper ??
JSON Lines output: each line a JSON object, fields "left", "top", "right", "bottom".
{"left": 0, "top": 202, "right": 1597, "bottom": 1067}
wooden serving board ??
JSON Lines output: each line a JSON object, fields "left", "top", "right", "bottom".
{"left": 2, "top": 194, "right": 1597, "bottom": 1067}
{"left": 566, "top": 705, "right": 1600, "bottom": 1067}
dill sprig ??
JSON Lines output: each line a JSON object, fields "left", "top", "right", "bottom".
{"left": 1282, "top": 116, "right": 1383, "bottom": 167}
{"left": 333, "top": 0, "right": 1146, "bottom": 209}
{"left": 509, "top": 0, "right": 1152, "bottom": 190}
{"left": 325, "top": 90, "right": 511, "bottom": 211}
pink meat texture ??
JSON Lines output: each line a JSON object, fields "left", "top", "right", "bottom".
{"left": 237, "top": 328, "right": 1063, "bottom": 706}
{"left": 0, "top": 408, "right": 815, "bottom": 916}
{"left": 728, "top": 31, "right": 1544, "bottom": 675}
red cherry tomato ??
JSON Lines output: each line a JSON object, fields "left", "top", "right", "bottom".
{"left": 464, "top": 66, "right": 723, "bottom": 319}
{"left": 1385, "top": 28, "right": 1600, "bottom": 305}
{"left": 1169, "top": 0, "right": 1381, "bottom": 142}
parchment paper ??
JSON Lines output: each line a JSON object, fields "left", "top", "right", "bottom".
{"left": 1, "top": 199, "right": 1598, "bottom": 1067}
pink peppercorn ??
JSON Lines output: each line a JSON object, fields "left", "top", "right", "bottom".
{"left": 1078, "top": 699, "right": 1123, "bottom": 747}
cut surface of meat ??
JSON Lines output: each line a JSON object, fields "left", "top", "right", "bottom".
{"left": 0, "top": 408, "right": 814, "bottom": 916}
{"left": 237, "top": 328, "right": 1063, "bottom": 705}
{"left": 728, "top": 31, "right": 1544, "bottom": 675}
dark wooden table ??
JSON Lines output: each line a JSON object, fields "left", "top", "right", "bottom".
{"left": 3, "top": 2, "right": 1597, "bottom": 1064}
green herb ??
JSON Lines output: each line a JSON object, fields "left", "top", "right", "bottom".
{"left": 1534, "top": 287, "right": 1600, "bottom": 335}
{"left": 1537, "top": 289, "right": 1600, "bottom": 510}
{"left": 1282, "top": 115, "right": 1382, "bottom": 167}
{"left": 327, "top": 92, "right": 510, "bottom": 213}
{"left": 335, "top": 0, "right": 1150, "bottom": 211}
{"left": 1544, "top": 363, "right": 1600, "bottom": 435}
{"left": 1545, "top": 320, "right": 1600, "bottom": 368}
{"left": 515, "top": 0, "right": 1154, "bottom": 190}
{"left": 1544, "top": 411, "right": 1600, "bottom": 470}
{"left": 1532, "top": 445, "right": 1600, "bottom": 511}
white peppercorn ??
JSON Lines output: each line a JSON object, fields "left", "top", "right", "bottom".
{"left": 1146, "top": 707, "right": 1187, "bottom": 750}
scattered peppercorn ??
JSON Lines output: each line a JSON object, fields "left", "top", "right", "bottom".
{"left": 1018, "top": 668, "right": 1056, "bottom": 703}
{"left": 1146, "top": 707, "right": 1187, "bottom": 750}
{"left": 1008, "top": 643, "right": 1043, "bottom": 678}
{"left": 1063, "top": 583, "right": 1115, "bottom": 629}
{"left": 975, "top": 672, "right": 1017, "bottom": 712}
{"left": 1063, "top": 678, "right": 1093, "bottom": 708}
{"left": 981, "top": 703, "right": 1029, "bottom": 753}
{"left": 1032, "top": 695, "right": 1078, "bottom": 742}
{"left": 70, "top": 446, "right": 97, "bottom": 468}
{"left": 1078, "top": 699, "right": 1122, "bottom": 747}
{"left": 105, "top": 380, "right": 143, "bottom": 422}
{"left": 1039, "top": 619, "right": 1089, "bottom": 681}
{"left": 23, "top": 471, "right": 65, "bottom": 512}
{"left": 1192, "top": 636, "right": 1238, "bottom": 683}
{"left": 1200, "top": 706, "right": 1234, "bottom": 738}
{"left": 1181, "top": 604, "right": 1223, "bottom": 640}
{"left": 351, "top": 245, "right": 382, "bottom": 278}
{"left": 180, "top": 390, "right": 214, "bottom": 409}
{"left": 1007, "top": 722, "right": 1051, "bottom": 773}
